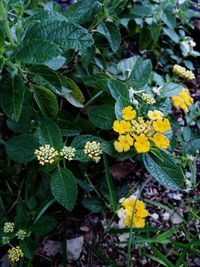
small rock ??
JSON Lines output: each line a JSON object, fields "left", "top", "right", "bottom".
{"left": 171, "top": 212, "right": 183, "bottom": 224}
{"left": 194, "top": 258, "right": 200, "bottom": 266}
{"left": 151, "top": 213, "right": 159, "bottom": 220}
{"left": 67, "top": 236, "right": 84, "bottom": 263}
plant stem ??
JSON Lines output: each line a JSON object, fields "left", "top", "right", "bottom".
{"left": 0, "top": 1, "right": 15, "bottom": 47}
{"left": 103, "top": 153, "right": 117, "bottom": 211}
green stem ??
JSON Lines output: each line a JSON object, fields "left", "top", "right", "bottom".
{"left": 0, "top": 1, "right": 15, "bottom": 47}
{"left": 103, "top": 153, "right": 117, "bottom": 211}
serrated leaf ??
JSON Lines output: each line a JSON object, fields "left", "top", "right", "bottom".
{"left": 97, "top": 22, "right": 121, "bottom": 53}
{"left": 129, "top": 57, "right": 152, "bottom": 89}
{"left": 0, "top": 74, "right": 25, "bottom": 121}
{"left": 16, "top": 40, "right": 62, "bottom": 64}
{"left": 160, "top": 83, "right": 184, "bottom": 98}
{"left": 36, "top": 118, "right": 62, "bottom": 149}
{"left": 51, "top": 167, "right": 77, "bottom": 211}
{"left": 108, "top": 79, "right": 129, "bottom": 100}
{"left": 5, "top": 134, "right": 39, "bottom": 163}
{"left": 32, "top": 85, "right": 58, "bottom": 117}
{"left": 115, "top": 96, "right": 131, "bottom": 120}
{"left": 143, "top": 151, "right": 185, "bottom": 190}
{"left": 64, "top": 0, "right": 100, "bottom": 24}
{"left": 88, "top": 105, "right": 115, "bottom": 130}
{"left": 24, "top": 21, "right": 93, "bottom": 51}
{"left": 145, "top": 98, "right": 172, "bottom": 116}
{"left": 117, "top": 56, "right": 139, "bottom": 75}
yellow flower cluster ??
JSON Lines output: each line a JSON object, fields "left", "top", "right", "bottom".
{"left": 172, "top": 64, "right": 195, "bottom": 80}
{"left": 34, "top": 145, "right": 59, "bottom": 165}
{"left": 172, "top": 88, "right": 194, "bottom": 112}
{"left": 113, "top": 106, "right": 171, "bottom": 153}
{"left": 3, "top": 222, "right": 14, "bottom": 233}
{"left": 60, "top": 146, "right": 76, "bottom": 161}
{"left": 8, "top": 246, "right": 23, "bottom": 263}
{"left": 117, "top": 196, "right": 148, "bottom": 228}
{"left": 84, "top": 141, "right": 103, "bottom": 162}
{"left": 141, "top": 93, "right": 156, "bottom": 105}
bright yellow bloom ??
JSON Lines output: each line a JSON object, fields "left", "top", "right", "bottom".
{"left": 8, "top": 246, "right": 23, "bottom": 263}
{"left": 147, "top": 110, "right": 164, "bottom": 120}
{"left": 122, "top": 106, "right": 136, "bottom": 120}
{"left": 172, "top": 64, "right": 195, "bottom": 80}
{"left": 152, "top": 133, "right": 170, "bottom": 149}
{"left": 114, "top": 134, "right": 134, "bottom": 153}
{"left": 118, "top": 196, "right": 148, "bottom": 228}
{"left": 113, "top": 120, "right": 131, "bottom": 134}
{"left": 153, "top": 118, "right": 171, "bottom": 133}
{"left": 172, "top": 88, "right": 193, "bottom": 112}
{"left": 134, "top": 134, "right": 150, "bottom": 153}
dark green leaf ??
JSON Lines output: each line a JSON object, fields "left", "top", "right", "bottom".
{"left": 82, "top": 197, "right": 105, "bottom": 213}
{"left": 108, "top": 79, "right": 129, "bottom": 100}
{"left": 160, "top": 83, "right": 184, "bottom": 98}
{"left": 115, "top": 96, "right": 131, "bottom": 120}
{"left": 161, "top": 9, "right": 176, "bottom": 29}
{"left": 183, "top": 139, "right": 200, "bottom": 153}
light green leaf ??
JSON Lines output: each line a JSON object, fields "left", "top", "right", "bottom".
{"left": 108, "top": 79, "right": 129, "bottom": 100}
{"left": 161, "top": 9, "right": 176, "bottom": 29}
{"left": 88, "top": 105, "right": 115, "bottom": 130}
{"left": 115, "top": 96, "right": 131, "bottom": 120}
{"left": 32, "top": 85, "right": 58, "bottom": 117}
{"left": 51, "top": 167, "right": 77, "bottom": 211}
{"left": 183, "top": 139, "right": 200, "bottom": 154}
{"left": 16, "top": 40, "right": 62, "bottom": 64}
{"left": 160, "top": 83, "right": 184, "bottom": 98}
{"left": 129, "top": 57, "right": 152, "bottom": 89}
{"left": 5, "top": 134, "right": 39, "bottom": 163}
{"left": 36, "top": 118, "right": 62, "bottom": 149}
{"left": 163, "top": 28, "right": 180, "bottom": 43}
{"left": 0, "top": 74, "right": 25, "bottom": 121}
{"left": 143, "top": 151, "right": 185, "bottom": 190}
{"left": 24, "top": 21, "right": 94, "bottom": 51}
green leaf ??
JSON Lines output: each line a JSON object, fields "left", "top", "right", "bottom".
{"left": 129, "top": 57, "right": 152, "bottom": 89}
{"left": 88, "top": 105, "right": 115, "bottom": 130}
{"left": 24, "top": 21, "right": 94, "bottom": 51}
{"left": 64, "top": 0, "right": 100, "bottom": 24}
{"left": 115, "top": 96, "right": 131, "bottom": 120}
{"left": 108, "top": 79, "right": 129, "bottom": 100}
{"left": 183, "top": 139, "right": 200, "bottom": 154}
{"left": 36, "top": 118, "right": 62, "bottom": 149}
{"left": 163, "top": 28, "right": 180, "bottom": 43}
{"left": 97, "top": 22, "right": 121, "bottom": 53}
{"left": 146, "top": 98, "right": 172, "bottom": 116}
{"left": 143, "top": 151, "right": 185, "bottom": 190}
{"left": 31, "top": 216, "right": 57, "bottom": 236}
{"left": 118, "top": 56, "right": 139, "bottom": 75}
{"left": 82, "top": 197, "right": 105, "bottom": 213}
{"left": 32, "top": 84, "right": 58, "bottom": 117}
{"left": 139, "top": 26, "right": 151, "bottom": 50}
{"left": 16, "top": 40, "right": 62, "bottom": 64}
{"left": 0, "top": 74, "right": 25, "bottom": 121}
{"left": 160, "top": 83, "right": 184, "bottom": 98}
{"left": 160, "top": 9, "right": 176, "bottom": 29}
{"left": 131, "top": 4, "right": 153, "bottom": 17}
{"left": 51, "top": 167, "right": 77, "bottom": 211}
{"left": 5, "top": 134, "right": 39, "bottom": 163}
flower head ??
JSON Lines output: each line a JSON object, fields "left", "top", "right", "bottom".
{"left": 2, "top": 236, "right": 10, "bottom": 245}
{"left": 34, "top": 145, "right": 59, "bottom": 165}
{"left": 141, "top": 93, "right": 156, "bottom": 105}
{"left": 153, "top": 118, "right": 171, "bottom": 133}
{"left": 60, "top": 146, "right": 76, "bottom": 161}
{"left": 151, "top": 133, "right": 170, "bottom": 149}
{"left": 113, "top": 120, "right": 131, "bottom": 134}
{"left": 84, "top": 141, "right": 102, "bottom": 162}
{"left": 134, "top": 134, "right": 150, "bottom": 153}
{"left": 118, "top": 195, "right": 148, "bottom": 228}
{"left": 8, "top": 246, "right": 23, "bottom": 263}
{"left": 172, "top": 88, "right": 193, "bottom": 112}
{"left": 172, "top": 64, "right": 195, "bottom": 80}
{"left": 3, "top": 222, "right": 14, "bottom": 233}
{"left": 114, "top": 134, "right": 134, "bottom": 153}
{"left": 122, "top": 106, "right": 136, "bottom": 120}
{"left": 147, "top": 110, "right": 164, "bottom": 120}
{"left": 16, "top": 230, "right": 27, "bottom": 240}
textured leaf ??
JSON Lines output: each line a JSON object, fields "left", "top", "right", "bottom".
{"left": 161, "top": 9, "right": 176, "bottom": 29}
{"left": 97, "top": 22, "right": 121, "bottom": 53}
{"left": 51, "top": 167, "right": 77, "bottom": 211}
{"left": 108, "top": 79, "right": 129, "bottom": 100}
{"left": 143, "top": 152, "right": 185, "bottom": 190}
{"left": 36, "top": 118, "right": 62, "bottom": 149}
{"left": 183, "top": 139, "right": 200, "bottom": 153}
{"left": 16, "top": 40, "right": 62, "bottom": 64}
{"left": 32, "top": 85, "right": 58, "bottom": 117}
{"left": 64, "top": 0, "right": 100, "bottom": 24}
{"left": 88, "top": 105, "right": 115, "bottom": 130}
{"left": 146, "top": 98, "right": 172, "bottom": 116}
{"left": 0, "top": 74, "right": 25, "bottom": 121}
{"left": 5, "top": 134, "right": 39, "bottom": 163}
{"left": 129, "top": 58, "right": 152, "bottom": 89}
{"left": 24, "top": 21, "right": 93, "bottom": 51}
{"left": 115, "top": 96, "right": 131, "bottom": 120}
{"left": 160, "top": 83, "right": 184, "bottom": 98}
{"left": 163, "top": 28, "right": 180, "bottom": 43}
{"left": 118, "top": 56, "right": 139, "bottom": 75}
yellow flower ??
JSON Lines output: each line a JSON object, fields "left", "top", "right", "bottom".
{"left": 172, "top": 88, "right": 193, "bottom": 112}
{"left": 134, "top": 134, "right": 150, "bottom": 153}
{"left": 8, "top": 246, "right": 23, "bottom": 263}
{"left": 122, "top": 106, "right": 136, "bottom": 120}
{"left": 114, "top": 134, "right": 134, "bottom": 153}
{"left": 152, "top": 133, "right": 170, "bottom": 149}
{"left": 153, "top": 118, "right": 171, "bottom": 133}
{"left": 147, "top": 110, "right": 164, "bottom": 120}
{"left": 113, "top": 120, "right": 131, "bottom": 134}
{"left": 172, "top": 64, "right": 195, "bottom": 80}
{"left": 34, "top": 145, "right": 59, "bottom": 165}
